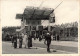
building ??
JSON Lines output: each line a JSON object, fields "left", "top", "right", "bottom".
{"left": 16, "top": 6, "right": 55, "bottom": 36}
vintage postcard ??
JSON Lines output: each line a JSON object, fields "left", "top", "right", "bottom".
{"left": 0, "top": 0, "right": 79, "bottom": 56}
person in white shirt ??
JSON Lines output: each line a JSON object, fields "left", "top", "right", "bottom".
{"left": 23, "top": 33, "right": 28, "bottom": 48}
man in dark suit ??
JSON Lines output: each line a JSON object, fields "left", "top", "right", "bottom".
{"left": 19, "top": 34, "right": 23, "bottom": 48}
{"left": 13, "top": 34, "right": 17, "bottom": 48}
{"left": 44, "top": 32, "right": 51, "bottom": 52}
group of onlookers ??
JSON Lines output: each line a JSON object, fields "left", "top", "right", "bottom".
{"left": 10, "top": 33, "right": 32, "bottom": 49}
{"left": 9, "top": 31, "right": 59, "bottom": 52}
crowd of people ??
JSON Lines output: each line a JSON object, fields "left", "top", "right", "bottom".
{"left": 10, "top": 31, "right": 59, "bottom": 52}
{"left": 10, "top": 33, "right": 33, "bottom": 49}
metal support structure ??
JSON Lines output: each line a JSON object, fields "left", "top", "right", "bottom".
{"left": 48, "top": 19, "right": 51, "bottom": 31}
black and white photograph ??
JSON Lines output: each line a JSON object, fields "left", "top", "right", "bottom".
{"left": 1, "top": 0, "right": 79, "bottom": 54}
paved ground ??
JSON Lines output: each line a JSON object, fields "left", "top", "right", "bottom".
{"left": 2, "top": 39, "right": 78, "bottom": 54}
{"left": 33, "top": 39, "right": 78, "bottom": 53}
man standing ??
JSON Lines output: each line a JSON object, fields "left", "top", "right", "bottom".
{"left": 19, "top": 34, "right": 23, "bottom": 48}
{"left": 57, "top": 34, "right": 60, "bottom": 41}
{"left": 44, "top": 32, "right": 51, "bottom": 52}
{"left": 13, "top": 34, "right": 17, "bottom": 48}
{"left": 27, "top": 35, "right": 32, "bottom": 49}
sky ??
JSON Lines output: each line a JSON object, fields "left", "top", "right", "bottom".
{"left": 1, "top": 0, "right": 79, "bottom": 27}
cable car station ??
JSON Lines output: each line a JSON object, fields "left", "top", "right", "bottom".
{"left": 16, "top": 6, "right": 55, "bottom": 37}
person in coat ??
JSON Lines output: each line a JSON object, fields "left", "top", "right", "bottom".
{"left": 44, "top": 32, "right": 51, "bottom": 52}
{"left": 13, "top": 34, "right": 17, "bottom": 48}
{"left": 27, "top": 35, "right": 32, "bottom": 49}
{"left": 57, "top": 34, "right": 60, "bottom": 41}
{"left": 19, "top": 34, "right": 23, "bottom": 48}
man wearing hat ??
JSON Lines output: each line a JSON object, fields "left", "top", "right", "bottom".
{"left": 44, "top": 32, "right": 51, "bottom": 52}
{"left": 19, "top": 33, "right": 23, "bottom": 48}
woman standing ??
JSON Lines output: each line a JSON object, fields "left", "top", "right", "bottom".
{"left": 23, "top": 33, "right": 28, "bottom": 48}
{"left": 27, "top": 35, "right": 32, "bottom": 49}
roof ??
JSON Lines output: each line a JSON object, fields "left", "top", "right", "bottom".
{"left": 16, "top": 6, "right": 54, "bottom": 20}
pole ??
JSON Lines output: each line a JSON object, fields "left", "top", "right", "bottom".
{"left": 48, "top": 20, "right": 50, "bottom": 32}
